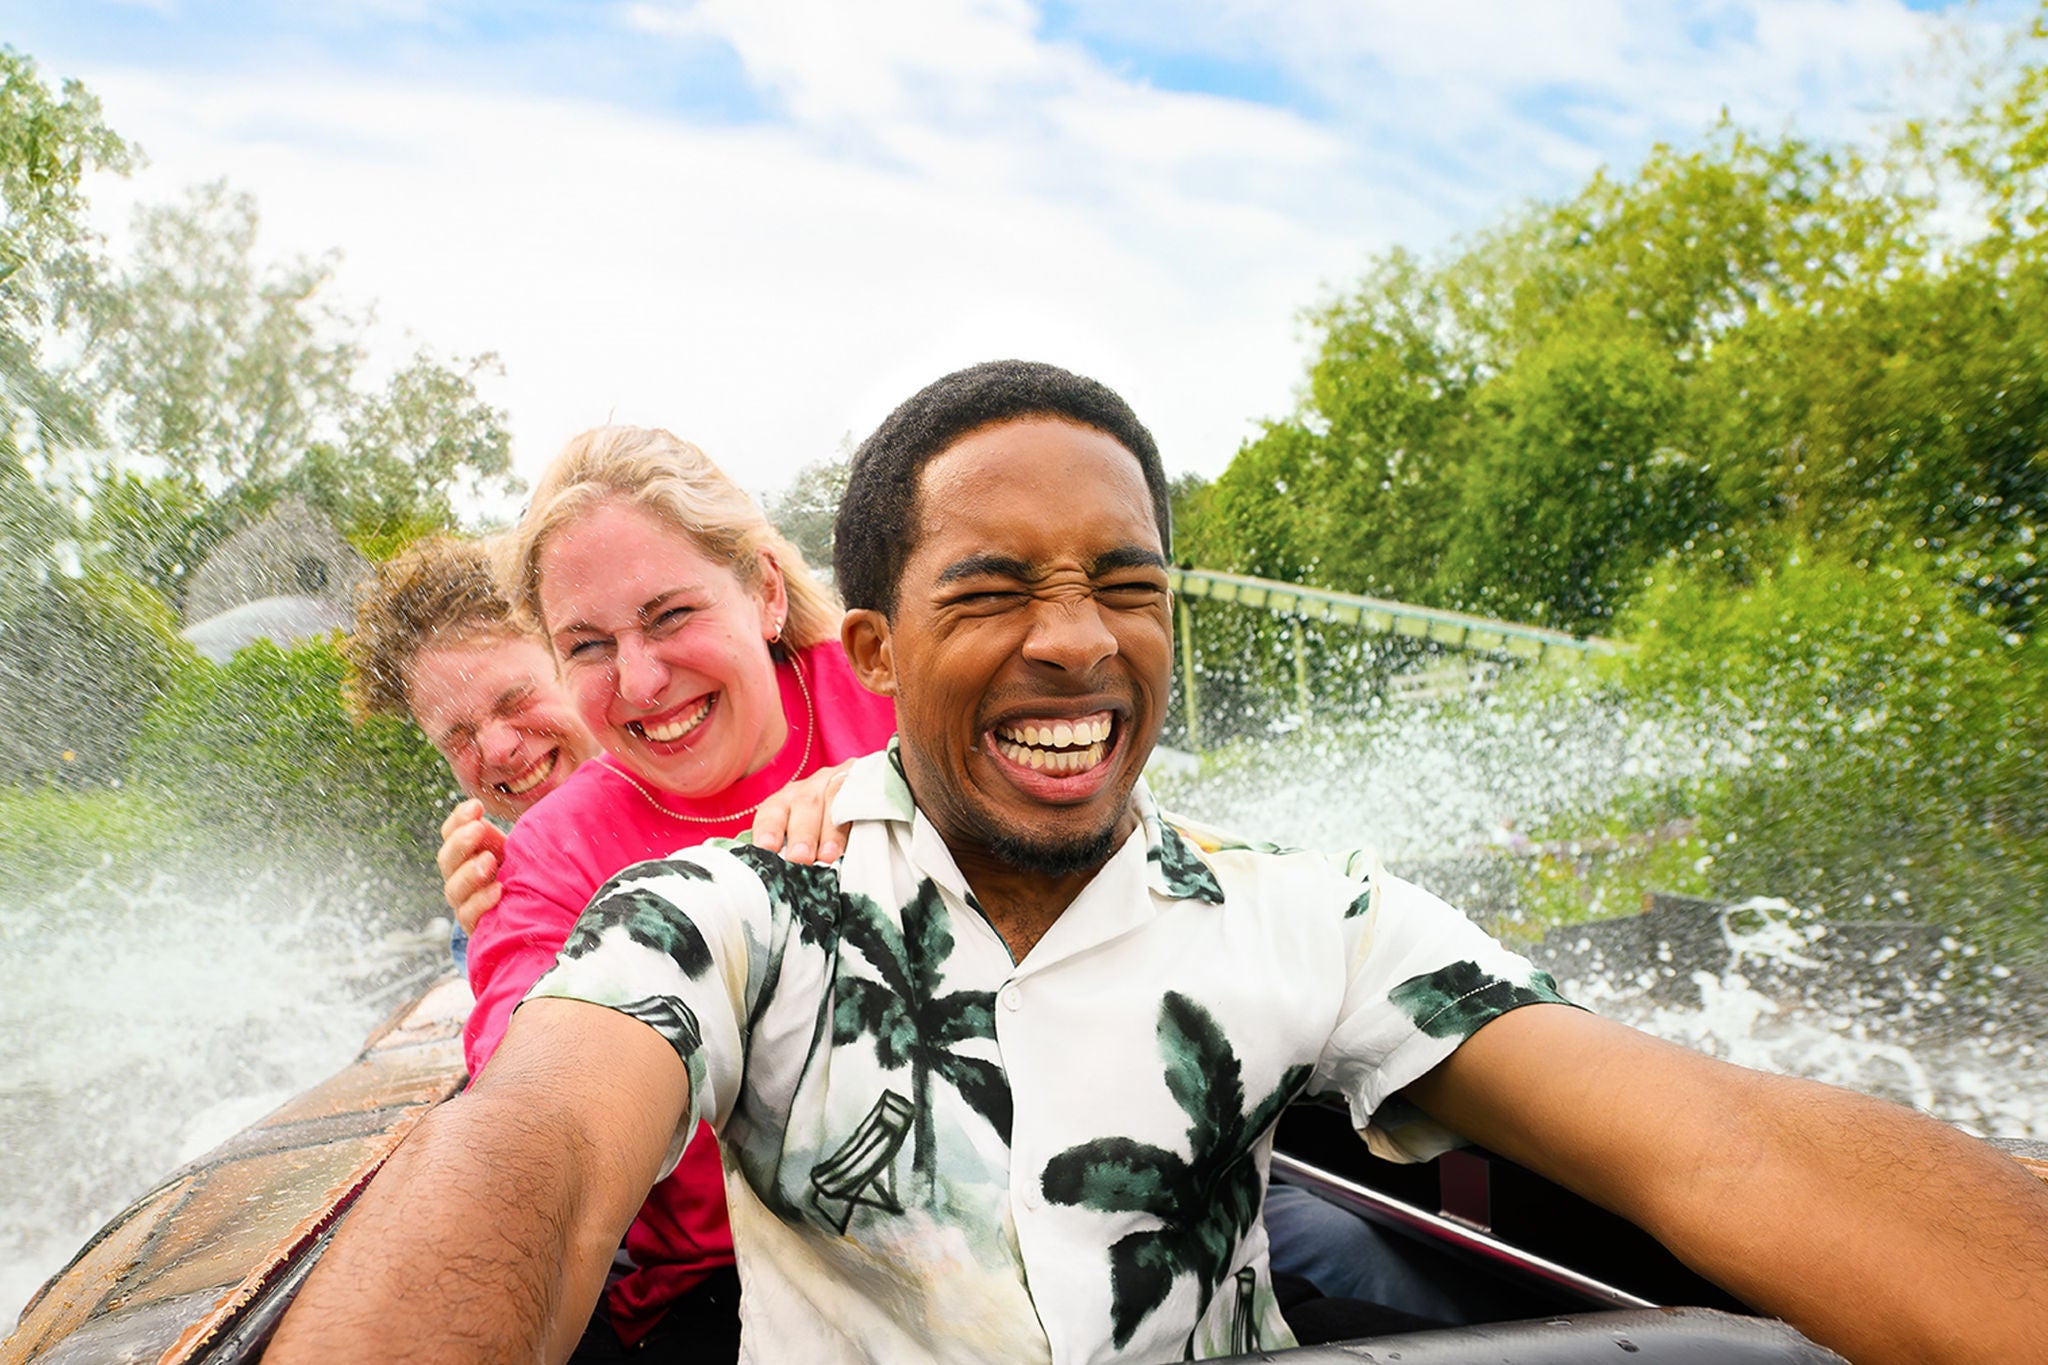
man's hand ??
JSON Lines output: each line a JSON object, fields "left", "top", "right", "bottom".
{"left": 438, "top": 799, "right": 508, "bottom": 933}
{"left": 1405, "top": 1004, "right": 2048, "bottom": 1365}
{"left": 749, "top": 759, "right": 856, "bottom": 864}
{"left": 265, "top": 998, "right": 688, "bottom": 1364}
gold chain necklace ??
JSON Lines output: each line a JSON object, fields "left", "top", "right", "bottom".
{"left": 608, "top": 652, "right": 816, "bottom": 824}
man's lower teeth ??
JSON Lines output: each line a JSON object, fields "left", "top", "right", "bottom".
{"left": 1000, "top": 741, "right": 1106, "bottom": 772}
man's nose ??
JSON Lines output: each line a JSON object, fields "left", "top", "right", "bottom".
{"left": 477, "top": 718, "right": 522, "bottom": 767}
{"left": 617, "top": 633, "right": 666, "bottom": 705}
{"left": 1021, "top": 597, "right": 1118, "bottom": 673}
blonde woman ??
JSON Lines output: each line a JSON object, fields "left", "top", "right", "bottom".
{"left": 462, "top": 426, "right": 894, "bottom": 1360}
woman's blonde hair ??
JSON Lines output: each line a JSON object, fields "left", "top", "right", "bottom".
{"left": 511, "top": 425, "right": 840, "bottom": 650}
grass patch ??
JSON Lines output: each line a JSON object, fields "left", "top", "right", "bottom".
{"left": 0, "top": 784, "right": 191, "bottom": 892}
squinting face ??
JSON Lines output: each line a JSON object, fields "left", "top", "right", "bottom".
{"left": 407, "top": 633, "right": 599, "bottom": 821}
{"left": 856, "top": 417, "right": 1172, "bottom": 874}
{"left": 538, "top": 500, "right": 789, "bottom": 798}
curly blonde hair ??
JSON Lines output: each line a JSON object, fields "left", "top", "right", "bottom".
{"left": 344, "top": 535, "right": 526, "bottom": 721}
{"left": 510, "top": 426, "right": 840, "bottom": 649}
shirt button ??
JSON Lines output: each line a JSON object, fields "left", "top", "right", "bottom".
{"left": 1001, "top": 984, "right": 1023, "bottom": 1012}
{"left": 1021, "top": 1186, "right": 1044, "bottom": 1211}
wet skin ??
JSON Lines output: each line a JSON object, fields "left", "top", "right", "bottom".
{"left": 843, "top": 417, "right": 1173, "bottom": 952}
{"left": 538, "top": 500, "right": 791, "bottom": 798}
{"left": 406, "top": 633, "right": 600, "bottom": 822}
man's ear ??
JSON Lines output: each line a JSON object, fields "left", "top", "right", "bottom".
{"left": 842, "top": 609, "right": 897, "bottom": 696}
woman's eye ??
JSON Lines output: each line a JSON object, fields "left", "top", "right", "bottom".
{"left": 565, "top": 638, "right": 609, "bottom": 660}
{"left": 652, "top": 606, "right": 694, "bottom": 631}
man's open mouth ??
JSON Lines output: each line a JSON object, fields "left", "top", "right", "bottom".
{"left": 495, "top": 749, "right": 559, "bottom": 797}
{"left": 630, "top": 694, "right": 713, "bottom": 744}
{"left": 992, "top": 714, "right": 1114, "bottom": 774}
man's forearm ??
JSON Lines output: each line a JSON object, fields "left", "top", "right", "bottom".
{"left": 1628, "top": 1071, "right": 2048, "bottom": 1365}
{"left": 1410, "top": 1006, "right": 2048, "bottom": 1365}
{"left": 265, "top": 1000, "right": 686, "bottom": 1364}
{"left": 265, "top": 1095, "right": 593, "bottom": 1362}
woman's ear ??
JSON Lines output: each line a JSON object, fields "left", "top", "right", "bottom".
{"left": 756, "top": 552, "right": 791, "bottom": 639}
{"left": 841, "top": 609, "right": 896, "bottom": 696}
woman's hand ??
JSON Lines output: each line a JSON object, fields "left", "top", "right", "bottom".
{"left": 438, "top": 799, "right": 509, "bottom": 933}
{"left": 750, "top": 760, "right": 856, "bottom": 864}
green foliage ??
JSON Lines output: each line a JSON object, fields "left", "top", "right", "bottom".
{"left": 763, "top": 450, "right": 852, "bottom": 575}
{"left": 288, "top": 350, "right": 518, "bottom": 549}
{"left": 0, "top": 45, "right": 133, "bottom": 460}
{"left": 131, "top": 638, "right": 457, "bottom": 869}
{"left": 1613, "top": 548, "right": 2048, "bottom": 945}
{"left": 82, "top": 182, "right": 522, "bottom": 602}
{"left": 1191, "top": 25, "right": 2048, "bottom": 637}
{"left": 89, "top": 180, "right": 357, "bottom": 502}
{"left": 0, "top": 564, "right": 193, "bottom": 787}
{"left": 0, "top": 783, "right": 183, "bottom": 889}
{"left": 1443, "top": 319, "right": 1708, "bottom": 626}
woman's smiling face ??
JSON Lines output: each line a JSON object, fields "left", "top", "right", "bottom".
{"left": 538, "top": 499, "right": 790, "bottom": 797}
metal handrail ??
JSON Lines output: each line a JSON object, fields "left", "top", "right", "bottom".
{"left": 1167, "top": 567, "right": 1630, "bottom": 662}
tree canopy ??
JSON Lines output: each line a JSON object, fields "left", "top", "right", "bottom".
{"left": 1182, "top": 17, "right": 2048, "bottom": 640}
{"left": 0, "top": 45, "right": 518, "bottom": 785}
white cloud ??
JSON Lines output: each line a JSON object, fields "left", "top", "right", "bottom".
{"left": 58, "top": 0, "right": 2023, "bottom": 509}
{"left": 79, "top": 51, "right": 1354, "bottom": 504}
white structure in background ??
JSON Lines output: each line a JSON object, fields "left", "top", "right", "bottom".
{"left": 179, "top": 499, "right": 371, "bottom": 663}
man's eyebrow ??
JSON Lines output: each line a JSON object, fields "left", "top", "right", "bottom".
{"left": 936, "top": 554, "right": 1035, "bottom": 585}
{"left": 935, "top": 547, "right": 1168, "bottom": 586}
{"left": 1091, "top": 546, "right": 1168, "bottom": 575}
{"left": 493, "top": 681, "right": 534, "bottom": 714}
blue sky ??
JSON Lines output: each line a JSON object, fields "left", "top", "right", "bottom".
{"left": 2, "top": 0, "right": 2035, "bottom": 500}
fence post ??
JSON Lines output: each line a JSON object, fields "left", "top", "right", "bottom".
{"left": 1177, "top": 593, "right": 1201, "bottom": 751}
{"left": 1291, "top": 617, "right": 1310, "bottom": 730}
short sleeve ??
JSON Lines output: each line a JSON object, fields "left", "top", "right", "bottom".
{"left": 1309, "top": 865, "right": 1574, "bottom": 1162}
{"left": 521, "top": 843, "right": 773, "bottom": 1170}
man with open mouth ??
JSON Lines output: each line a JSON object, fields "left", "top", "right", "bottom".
{"left": 276, "top": 361, "right": 2048, "bottom": 1365}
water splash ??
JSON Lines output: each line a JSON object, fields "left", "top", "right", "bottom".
{"left": 1158, "top": 697, "right": 2048, "bottom": 1140}
{"left": 0, "top": 853, "right": 445, "bottom": 1320}
{"left": 1555, "top": 897, "right": 2045, "bottom": 1140}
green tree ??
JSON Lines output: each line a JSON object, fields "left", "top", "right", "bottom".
{"left": 764, "top": 449, "right": 851, "bottom": 575}
{"left": 289, "top": 349, "right": 516, "bottom": 558}
{"left": 0, "top": 45, "right": 132, "bottom": 462}
{"left": 84, "top": 182, "right": 521, "bottom": 600}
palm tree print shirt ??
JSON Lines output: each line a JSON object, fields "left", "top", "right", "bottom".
{"left": 526, "top": 744, "right": 1573, "bottom": 1364}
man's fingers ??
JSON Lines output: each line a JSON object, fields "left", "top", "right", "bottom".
{"left": 438, "top": 819, "right": 507, "bottom": 880}
{"left": 449, "top": 854, "right": 503, "bottom": 933}
{"left": 439, "top": 798, "right": 483, "bottom": 841}
{"left": 436, "top": 819, "right": 487, "bottom": 879}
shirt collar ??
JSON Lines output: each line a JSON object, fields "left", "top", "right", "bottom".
{"left": 830, "top": 739, "right": 1227, "bottom": 908}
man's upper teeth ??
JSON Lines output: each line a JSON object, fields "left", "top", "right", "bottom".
{"left": 1000, "top": 718, "right": 1111, "bottom": 747}
{"left": 500, "top": 752, "right": 555, "bottom": 795}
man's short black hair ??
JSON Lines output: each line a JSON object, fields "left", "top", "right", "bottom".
{"left": 834, "top": 360, "right": 1172, "bottom": 616}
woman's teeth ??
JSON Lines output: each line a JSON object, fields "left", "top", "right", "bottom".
{"left": 994, "top": 717, "right": 1113, "bottom": 773}
{"left": 635, "top": 695, "right": 712, "bottom": 743}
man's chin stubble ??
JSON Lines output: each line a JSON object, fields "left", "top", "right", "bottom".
{"left": 987, "top": 825, "right": 1121, "bottom": 878}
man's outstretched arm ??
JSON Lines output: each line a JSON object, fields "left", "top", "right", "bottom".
{"left": 266, "top": 998, "right": 688, "bottom": 1364}
{"left": 1405, "top": 1004, "right": 2048, "bottom": 1365}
